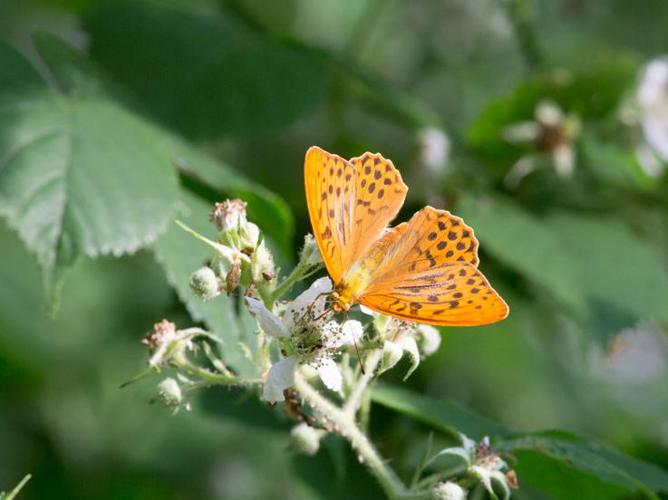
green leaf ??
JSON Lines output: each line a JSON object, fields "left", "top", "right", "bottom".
{"left": 546, "top": 212, "right": 668, "bottom": 323}
{"left": 152, "top": 191, "right": 259, "bottom": 377}
{"left": 0, "top": 41, "right": 179, "bottom": 296}
{"left": 84, "top": 0, "right": 332, "bottom": 139}
{"left": 459, "top": 196, "right": 668, "bottom": 325}
{"left": 32, "top": 32, "right": 294, "bottom": 257}
{"left": 371, "top": 384, "right": 506, "bottom": 440}
{"left": 499, "top": 431, "right": 668, "bottom": 497}
{"left": 457, "top": 195, "right": 585, "bottom": 313}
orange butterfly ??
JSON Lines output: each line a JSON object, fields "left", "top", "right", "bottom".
{"left": 304, "top": 146, "right": 509, "bottom": 326}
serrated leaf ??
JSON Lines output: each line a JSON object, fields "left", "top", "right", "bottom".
{"left": 84, "top": 0, "right": 331, "bottom": 139}
{"left": 153, "top": 190, "right": 259, "bottom": 377}
{"left": 498, "top": 431, "right": 668, "bottom": 497}
{"left": 0, "top": 41, "right": 179, "bottom": 296}
{"left": 371, "top": 384, "right": 506, "bottom": 440}
{"left": 32, "top": 32, "right": 294, "bottom": 257}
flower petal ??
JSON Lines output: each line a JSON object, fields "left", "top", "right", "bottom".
{"left": 289, "top": 277, "right": 332, "bottom": 316}
{"left": 246, "top": 297, "right": 288, "bottom": 338}
{"left": 340, "top": 320, "right": 363, "bottom": 345}
{"left": 398, "top": 335, "right": 420, "bottom": 380}
{"left": 317, "top": 358, "right": 342, "bottom": 393}
{"left": 263, "top": 356, "right": 298, "bottom": 403}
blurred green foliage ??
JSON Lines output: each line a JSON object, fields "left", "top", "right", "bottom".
{"left": 1, "top": 0, "right": 668, "bottom": 498}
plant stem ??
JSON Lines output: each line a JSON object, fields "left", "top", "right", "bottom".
{"left": 503, "top": 0, "right": 544, "bottom": 71}
{"left": 179, "top": 360, "right": 262, "bottom": 387}
{"left": 344, "top": 349, "right": 382, "bottom": 416}
{"left": 4, "top": 474, "right": 31, "bottom": 500}
{"left": 272, "top": 261, "right": 318, "bottom": 301}
{"left": 293, "top": 372, "right": 407, "bottom": 499}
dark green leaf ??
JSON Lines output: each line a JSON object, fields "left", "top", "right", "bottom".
{"left": 84, "top": 0, "right": 332, "bottom": 139}
{"left": 371, "top": 384, "right": 506, "bottom": 440}
{"left": 499, "top": 431, "right": 668, "bottom": 497}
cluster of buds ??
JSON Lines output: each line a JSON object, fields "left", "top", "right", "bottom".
{"left": 142, "top": 319, "right": 218, "bottom": 369}
{"left": 187, "top": 199, "right": 276, "bottom": 300}
{"left": 503, "top": 100, "right": 581, "bottom": 186}
{"left": 374, "top": 314, "right": 441, "bottom": 379}
{"left": 434, "top": 435, "right": 517, "bottom": 500}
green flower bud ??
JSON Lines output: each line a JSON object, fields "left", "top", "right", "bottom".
{"left": 290, "top": 423, "right": 324, "bottom": 456}
{"left": 433, "top": 482, "right": 466, "bottom": 500}
{"left": 189, "top": 266, "right": 221, "bottom": 300}
{"left": 299, "top": 234, "right": 323, "bottom": 268}
{"left": 157, "top": 377, "right": 182, "bottom": 404}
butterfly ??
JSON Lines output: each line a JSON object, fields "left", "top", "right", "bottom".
{"left": 304, "top": 146, "right": 509, "bottom": 326}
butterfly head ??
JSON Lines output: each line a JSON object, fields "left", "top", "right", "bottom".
{"left": 330, "top": 285, "right": 354, "bottom": 314}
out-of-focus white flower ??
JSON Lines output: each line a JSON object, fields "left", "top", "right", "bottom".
{"left": 504, "top": 100, "right": 581, "bottom": 185}
{"left": 246, "top": 278, "right": 363, "bottom": 403}
{"left": 418, "top": 127, "right": 451, "bottom": 174}
{"left": 590, "top": 322, "right": 667, "bottom": 383}
{"left": 636, "top": 57, "right": 668, "bottom": 176}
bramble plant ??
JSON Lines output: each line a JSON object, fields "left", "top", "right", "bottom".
{"left": 137, "top": 199, "right": 516, "bottom": 499}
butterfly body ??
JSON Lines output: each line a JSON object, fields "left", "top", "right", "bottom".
{"left": 304, "top": 146, "right": 508, "bottom": 326}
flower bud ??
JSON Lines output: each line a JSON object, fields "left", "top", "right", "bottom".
{"left": 290, "top": 423, "right": 324, "bottom": 455}
{"left": 251, "top": 241, "right": 276, "bottom": 283}
{"left": 417, "top": 325, "right": 441, "bottom": 357}
{"left": 380, "top": 340, "right": 403, "bottom": 373}
{"left": 156, "top": 377, "right": 182, "bottom": 405}
{"left": 210, "top": 199, "right": 248, "bottom": 232}
{"left": 432, "top": 482, "right": 466, "bottom": 500}
{"left": 189, "top": 266, "right": 221, "bottom": 300}
{"left": 299, "top": 234, "right": 323, "bottom": 268}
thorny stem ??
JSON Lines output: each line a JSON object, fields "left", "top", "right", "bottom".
{"left": 344, "top": 349, "right": 383, "bottom": 416}
{"left": 293, "top": 372, "right": 408, "bottom": 499}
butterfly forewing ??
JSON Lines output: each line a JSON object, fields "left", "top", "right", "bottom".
{"left": 304, "top": 147, "right": 407, "bottom": 282}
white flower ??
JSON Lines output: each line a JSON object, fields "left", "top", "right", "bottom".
{"left": 262, "top": 356, "right": 297, "bottom": 402}
{"left": 637, "top": 57, "right": 668, "bottom": 175}
{"left": 503, "top": 99, "right": 580, "bottom": 185}
{"left": 246, "top": 278, "right": 363, "bottom": 403}
{"left": 418, "top": 127, "right": 451, "bottom": 174}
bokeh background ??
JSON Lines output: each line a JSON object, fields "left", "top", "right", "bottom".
{"left": 1, "top": 0, "right": 668, "bottom": 498}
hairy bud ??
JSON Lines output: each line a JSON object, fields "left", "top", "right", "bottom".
{"left": 290, "top": 423, "right": 324, "bottom": 455}
{"left": 189, "top": 266, "right": 221, "bottom": 300}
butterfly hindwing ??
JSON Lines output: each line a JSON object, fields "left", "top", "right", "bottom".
{"left": 359, "top": 207, "right": 508, "bottom": 326}
{"left": 304, "top": 147, "right": 407, "bottom": 282}
{"left": 359, "top": 263, "right": 508, "bottom": 326}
